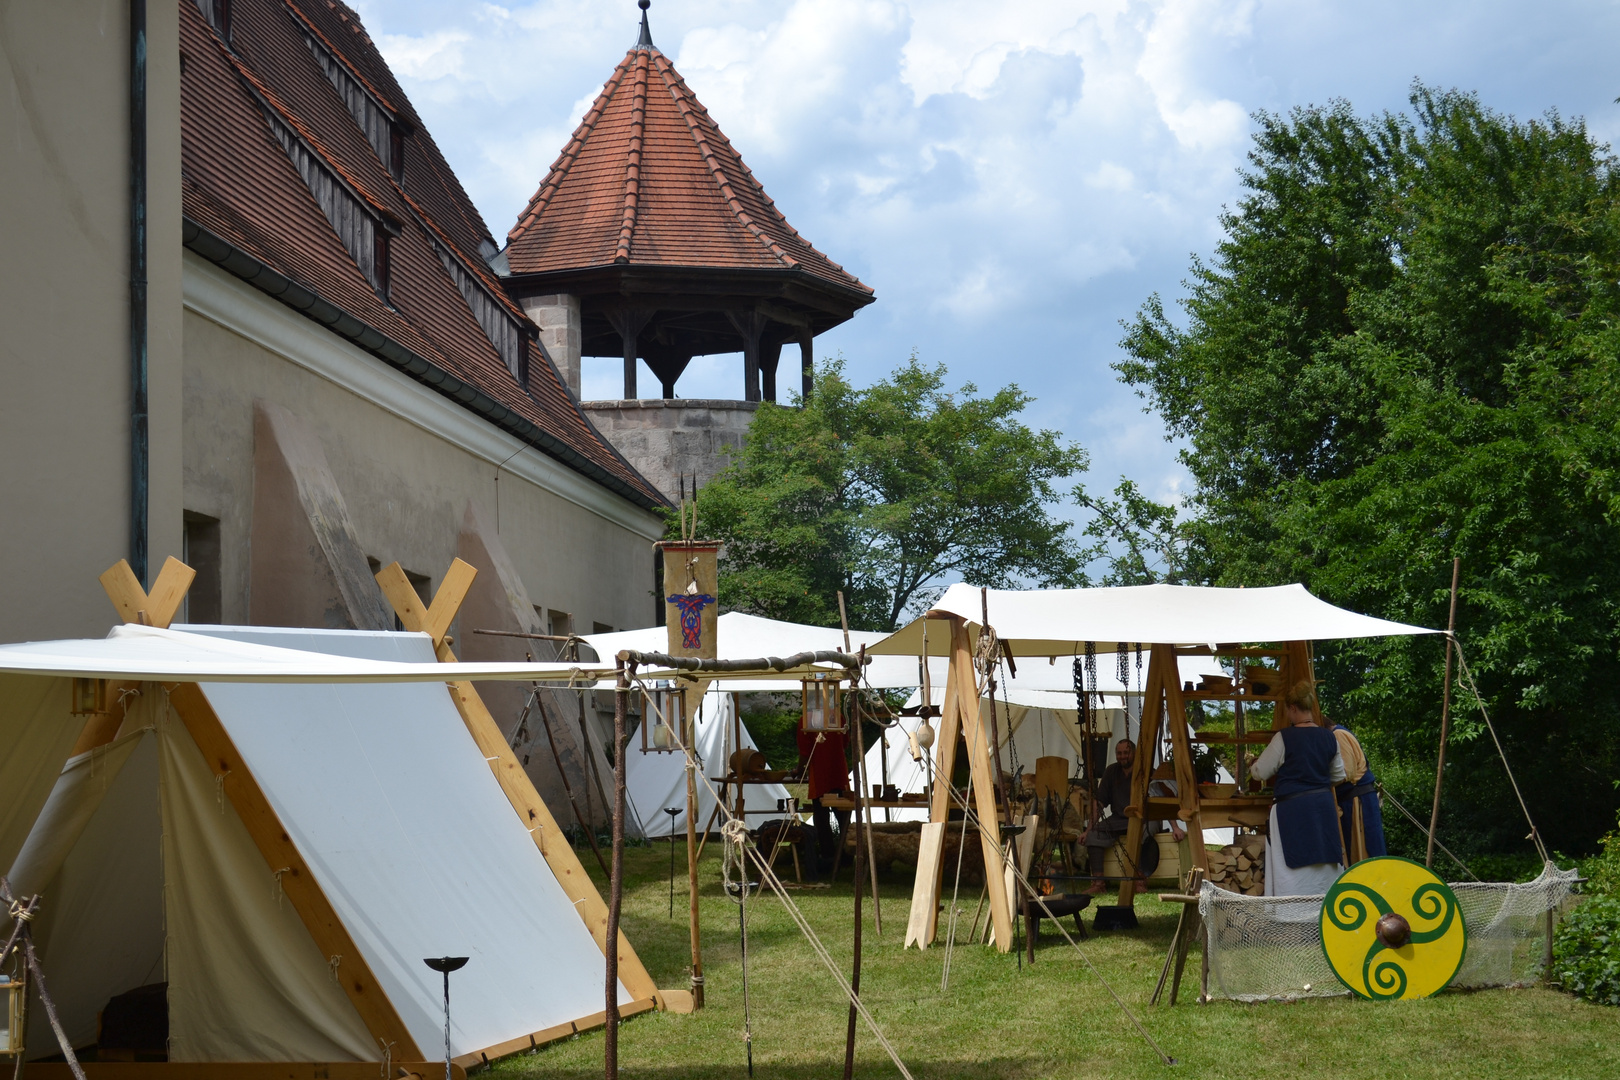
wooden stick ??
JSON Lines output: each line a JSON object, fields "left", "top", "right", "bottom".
{"left": 1427, "top": 557, "right": 1462, "bottom": 869}
{"left": 686, "top": 738, "right": 705, "bottom": 1009}
{"left": 836, "top": 591, "right": 881, "bottom": 935}
{"left": 605, "top": 660, "right": 631, "bottom": 1079}
{"left": 843, "top": 774, "right": 865, "bottom": 1080}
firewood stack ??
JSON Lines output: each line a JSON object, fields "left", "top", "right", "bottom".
{"left": 1205, "top": 833, "right": 1266, "bottom": 895}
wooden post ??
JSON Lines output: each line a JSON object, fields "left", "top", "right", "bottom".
{"left": 838, "top": 592, "right": 882, "bottom": 935}
{"left": 685, "top": 683, "right": 706, "bottom": 1009}
{"left": 1427, "top": 558, "right": 1462, "bottom": 869}
{"left": 909, "top": 615, "right": 966, "bottom": 947}
{"left": 951, "top": 617, "right": 1011, "bottom": 952}
{"left": 1117, "top": 649, "right": 1165, "bottom": 907}
{"left": 799, "top": 332, "right": 814, "bottom": 400}
{"left": 842, "top": 774, "right": 865, "bottom": 1080}
{"left": 605, "top": 661, "right": 631, "bottom": 1079}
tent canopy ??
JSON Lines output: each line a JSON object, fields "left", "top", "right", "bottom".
{"left": 0, "top": 623, "right": 610, "bottom": 683}
{"left": 870, "top": 582, "right": 1438, "bottom": 657}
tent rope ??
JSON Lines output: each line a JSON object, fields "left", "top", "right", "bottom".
{"left": 1375, "top": 784, "right": 1481, "bottom": 881}
{"left": 1449, "top": 639, "right": 1550, "bottom": 863}
{"left": 637, "top": 678, "right": 917, "bottom": 1080}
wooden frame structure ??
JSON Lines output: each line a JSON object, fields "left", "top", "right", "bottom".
{"left": 906, "top": 627, "right": 1325, "bottom": 936}
{"left": 20, "top": 557, "right": 676, "bottom": 1078}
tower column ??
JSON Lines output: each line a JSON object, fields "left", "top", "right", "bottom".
{"left": 519, "top": 293, "right": 582, "bottom": 399}
{"left": 799, "top": 332, "right": 814, "bottom": 399}
{"left": 760, "top": 340, "right": 783, "bottom": 402}
{"left": 607, "top": 308, "right": 654, "bottom": 400}
{"left": 728, "top": 309, "right": 768, "bottom": 403}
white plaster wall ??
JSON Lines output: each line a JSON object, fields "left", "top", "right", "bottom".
{"left": 0, "top": 0, "right": 183, "bottom": 643}
{"left": 181, "top": 254, "right": 662, "bottom": 637}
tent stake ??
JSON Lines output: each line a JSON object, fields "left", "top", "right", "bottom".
{"left": 1427, "top": 558, "right": 1461, "bottom": 869}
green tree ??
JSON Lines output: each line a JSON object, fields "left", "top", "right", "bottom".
{"left": 681, "top": 357, "right": 1089, "bottom": 632}
{"left": 1119, "top": 85, "right": 1620, "bottom": 857}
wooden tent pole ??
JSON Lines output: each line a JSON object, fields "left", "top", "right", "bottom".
{"left": 686, "top": 682, "right": 706, "bottom": 1009}
{"left": 1427, "top": 558, "right": 1462, "bottom": 869}
{"left": 605, "top": 660, "right": 632, "bottom": 1079}
{"left": 952, "top": 616, "right": 1011, "bottom": 951}
{"left": 838, "top": 592, "right": 882, "bottom": 935}
{"left": 1117, "top": 649, "right": 1161, "bottom": 908}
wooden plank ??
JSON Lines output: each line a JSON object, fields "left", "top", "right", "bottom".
{"left": 424, "top": 558, "right": 479, "bottom": 646}
{"left": 447, "top": 997, "right": 653, "bottom": 1073}
{"left": 98, "top": 557, "right": 194, "bottom": 628}
{"left": 953, "top": 618, "right": 1011, "bottom": 952}
{"left": 374, "top": 562, "right": 430, "bottom": 636}
{"left": 1162, "top": 649, "right": 1209, "bottom": 874}
{"left": 904, "top": 821, "right": 946, "bottom": 948}
{"left": 164, "top": 682, "right": 422, "bottom": 1060}
{"left": 144, "top": 557, "right": 198, "bottom": 629}
{"left": 443, "top": 679, "right": 659, "bottom": 1003}
{"left": 67, "top": 679, "right": 141, "bottom": 755}
{"left": 917, "top": 641, "right": 966, "bottom": 947}
{"left": 24, "top": 1065, "right": 462, "bottom": 1080}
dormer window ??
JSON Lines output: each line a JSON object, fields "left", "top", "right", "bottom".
{"left": 374, "top": 232, "right": 392, "bottom": 300}
{"left": 389, "top": 124, "right": 406, "bottom": 182}
{"left": 198, "top": 0, "right": 232, "bottom": 40}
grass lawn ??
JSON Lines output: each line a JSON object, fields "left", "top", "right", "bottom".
{"left": 488, "top": 842, "right": 1620, "bottom": 1080}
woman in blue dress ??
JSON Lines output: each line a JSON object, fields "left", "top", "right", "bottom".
{"left": 1249, "top": 682, "right": 1346, "bottom": 895}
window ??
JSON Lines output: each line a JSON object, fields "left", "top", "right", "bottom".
{"left": 549, "top": 610, "right": 573, "bottom": 639}
{"left": 197, "top": 0, "right": 231, "bottom": 40}
{"left": 389, "top": 124, "right": 406, "bottom": 182}
{"left": 182, "top": 512, "right": 222, "bottom": 624}
{"left": 374, "top": 232, "right": 391, "bottom": 300}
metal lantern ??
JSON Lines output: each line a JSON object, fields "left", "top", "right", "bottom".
{"left": 70, "top": 677, "right": 107, "bottom": 716}
{"left": 640, "top": 680, "right": 689, "bottom": 753}
{"left": 800, "top": 672, "right": 847, "bottom": 734}
{"left": 0, "top": 975, "right": 21, "bottom": 1055}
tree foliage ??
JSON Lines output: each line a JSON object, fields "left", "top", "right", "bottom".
{"left": 683, "top": 358, "right": 1088, "bottom": 632}
{"left": 1119, "top": 85, "right": 1620, "bottom": 856}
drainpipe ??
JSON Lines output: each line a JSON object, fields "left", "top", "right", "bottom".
{"left": 129, "top": 0, "right": 148, "bottom": 585}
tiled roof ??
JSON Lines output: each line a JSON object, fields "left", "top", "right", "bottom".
{"left": 505, "top": 38, "right": 871, "bottom": 301}
{"left": 179, "top": 0, "right": 666, "bottom": 508}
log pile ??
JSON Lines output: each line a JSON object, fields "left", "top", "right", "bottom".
{"left": 1205, "top": 834, "right": 1266, "bottom": 895}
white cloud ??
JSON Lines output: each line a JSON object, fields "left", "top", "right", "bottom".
{"left": 355, "top": 0, "right": 1620, "bottom": 504}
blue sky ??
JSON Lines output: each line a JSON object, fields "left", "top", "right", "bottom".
{"left": 353, "top": 0, "right": 1620, "bottom": 521}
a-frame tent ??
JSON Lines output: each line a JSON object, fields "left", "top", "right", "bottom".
{"left": 0, "top": 559, "right": 674, "bottom": 1078}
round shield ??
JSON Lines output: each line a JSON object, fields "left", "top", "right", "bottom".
{"left": 1320, "top": 856, "right": 1467, "bottom": 1000}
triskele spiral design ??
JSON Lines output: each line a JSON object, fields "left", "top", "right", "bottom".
{"left": 1320, "top": 857, "right": 1467, "bottom": 1000}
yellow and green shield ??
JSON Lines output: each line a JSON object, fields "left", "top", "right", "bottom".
{"left": 1320, "top": 856, "right": 1467, "bottom": 1000}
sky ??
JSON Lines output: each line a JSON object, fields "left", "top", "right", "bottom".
{"left": 351, "top": 0, "right": 1620, "bottom": 522}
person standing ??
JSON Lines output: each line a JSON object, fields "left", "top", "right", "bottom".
{"left": 1326, "top": 716, "right": 1387, "bottom": 861}
{"left": 1249, "top": 682, "right": 1346, "bottom": 895}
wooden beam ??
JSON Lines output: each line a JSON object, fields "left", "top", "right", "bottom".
{"left": 376, "top": 558, "right": 478, "bottom": 661}
{"left": 99, "top": 556, "right": 195, "bottom": 628}
{"left": 909, "top": 627, "right": 966, "bottom": 948}
{"left": 1117, "top": 647, "right": 1164, "bottom": 908}
{"left": 1162, "top": 647, "right": 1208, "bottom": 876}
{"left": 67, "top": 680, "right": 142, "bottom": 756}
{"left": 165, "top": 682, "right": 422, "bottom": 1059}
{"left": 449, "top": 996, "right": 658, "bottom": 1073}
{"left": 952, "top": 617, "right": 1011, "bottom": 952}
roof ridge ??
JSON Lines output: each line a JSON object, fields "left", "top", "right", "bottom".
{"left": 282, "top": 0, "right": 400, "bottom": 115}
{"left": 215, "top": 35, "right": 399, "bottom": 224}
{"left": 509, "top": 54, "right": 634, "bottom": 242}
{"left": 652, "top": 52, "right": 798, "bottom": 269}
{"left": 613, "top": 50, "right": 650, "bottom": 264}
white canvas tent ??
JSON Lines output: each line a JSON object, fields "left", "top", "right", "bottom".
{"left": 626, "top": 688, "right": 792, "bottom": 837}
{"left": 0, "top": 623, "right": 662, "bottom": 1075}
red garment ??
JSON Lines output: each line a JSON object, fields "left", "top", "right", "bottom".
{"left": 797, "top": 727, "right": 851, "bottom": 801}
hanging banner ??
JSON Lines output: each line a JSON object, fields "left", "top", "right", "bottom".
{"left": 659, "top": 541, "right": 719, "bottom": 659}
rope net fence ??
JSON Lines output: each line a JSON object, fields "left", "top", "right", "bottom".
{"left": 1198, "top": 863, "right": 1581, "bottom": 1001}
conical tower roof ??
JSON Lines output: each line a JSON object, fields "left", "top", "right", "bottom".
{"left": 505, "top": 27, "right": 869, "bottom": 301}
